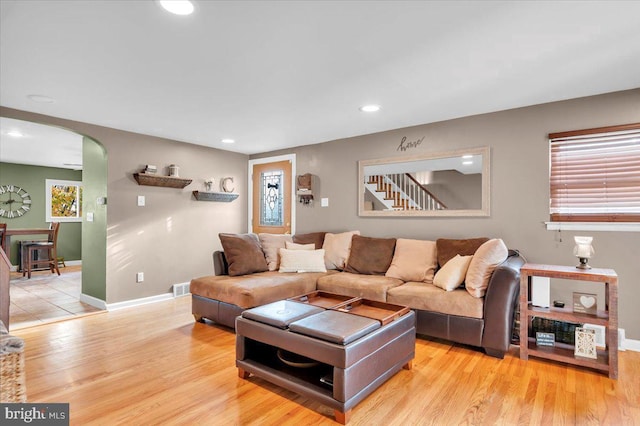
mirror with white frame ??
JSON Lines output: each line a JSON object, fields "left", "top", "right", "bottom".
{"left": 358, "top": 146, "right": 490, "bottom": 217}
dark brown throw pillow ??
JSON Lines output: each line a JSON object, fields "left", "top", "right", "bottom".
{"left": 436, "top": 237, "right": 489, "bottom": 268}
{"left": 219, "top": 233, "right": 268, "bottom": 276}
{"left": 344, "top": 235, "right": 396, "bottom": 275}
{"left": 292, "top": 232, "right": 327, "bottom": 249}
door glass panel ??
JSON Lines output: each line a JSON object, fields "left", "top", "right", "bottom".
{"left": 260, "top": 170, "right": 284, "bottom": 226}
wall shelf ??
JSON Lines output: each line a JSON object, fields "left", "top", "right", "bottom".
{"left": 133, "top": 173, "right": 192, "bottom": 189}
{"left": 192, "top": 191, "right": 239, "bottom": 202}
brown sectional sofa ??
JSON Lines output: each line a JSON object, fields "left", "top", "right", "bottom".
{"left": 190, "top": 233, "right": 524, "bottom": 359}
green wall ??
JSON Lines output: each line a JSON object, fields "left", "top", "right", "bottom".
{"left": 81, "top": 137, "right": 107, "bottom": 300}
{"left": 0, "top": 162, "right": 82, "bottom": 265}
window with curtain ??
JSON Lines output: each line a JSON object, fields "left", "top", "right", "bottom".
{"left": 549, "top": 123, "right": 640, "bottom": 222}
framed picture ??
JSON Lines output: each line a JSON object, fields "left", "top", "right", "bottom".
{"left": 574, "top": 327, "right": 597, "bottom": 359}
{"left": 583, "top": 323, "right": 606, "bottom": 348}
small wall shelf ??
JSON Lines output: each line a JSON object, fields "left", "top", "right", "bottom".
{"left": 192, "top": 191, "right": 239, "bottom": 202}
{"left": 134, "top": 173, "right": 192, "bottom": 189}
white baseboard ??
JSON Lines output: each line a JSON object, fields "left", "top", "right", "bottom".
{"left": 80, "top": 293, "right": 107, "bottom": 310}
{"left": 106, "top": 293, "right": 174, "bottom": 311}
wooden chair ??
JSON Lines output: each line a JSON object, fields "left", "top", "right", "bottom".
{"left": 22, "top": 222, "right": 61, "bottom": 279}
{"left": 0, "top": 223, "right": 6, "bottom": 254}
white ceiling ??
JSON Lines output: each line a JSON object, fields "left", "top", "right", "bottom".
{"left": 1, "top": 1, "right": 640, "bottom": 166}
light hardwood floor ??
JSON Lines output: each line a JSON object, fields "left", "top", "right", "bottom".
{"left": 12, "top": 296, "right": 640, "bottom": 425}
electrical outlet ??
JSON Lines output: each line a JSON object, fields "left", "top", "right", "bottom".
{"left": 137, "top": 195, "right": 145, "bottom": 207}
{"left": 136, "top": 272, "right": 144, "bottom": 283}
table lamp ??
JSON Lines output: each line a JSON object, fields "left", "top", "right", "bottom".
{"left": 574, "top": 236, "right": 594, "bottom": 269}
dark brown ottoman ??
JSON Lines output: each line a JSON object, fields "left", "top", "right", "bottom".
{"left": 236, "top": 299, "right": 416, "bottom": 424}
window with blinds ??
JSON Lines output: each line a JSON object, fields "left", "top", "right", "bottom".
{"left": 549, "top": 123, "right": 640, "bottom": 222}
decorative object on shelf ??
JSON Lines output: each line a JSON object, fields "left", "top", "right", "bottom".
{"left": 221, "top": 177, "right": 235, "bottom": 193}
{"left": 133, "top": 172, "right": 192, "bottom": 189}
{"left": 553, "top": 300, "right": 565, "bottom": 308}
{"left": 192, "top": 191, "right": 239, "bottom": 202}
{"left": 531, "top": 276, "right": 550, "bottom": 308}
{"left": 573, "top": 236, "right": 594, "bottom": 269}
{"left": 204, "top": 178, "right": 215, "bottom": 192}
{"left": 144, "top": 164, "right": 157, "bottom": 174}
{"left": 168, "top": 164, "right": 180, "bottom": 177}
{"left": 573, "top": 292, "right": 597, "bottom": 315}
{"left": 296, "top": 173, "right": 314, "bottom": 205}
{"left": 535, "top": 332, "right": 555, "bottom": 347}
{"left": 574, "top": 327, "right": 597, "bottom": 359}
{"left": 0, "top": 184, "right": 31, "bottom": 218}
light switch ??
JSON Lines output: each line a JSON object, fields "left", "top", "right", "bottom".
{"left": 321, "top": 198, "right": 329, "bottom": 207}
{"left": 137, "top": 195, "right": 145, "bottom": 207}
{"left": 86, "top": 212, "right": 94, "bottom": 222}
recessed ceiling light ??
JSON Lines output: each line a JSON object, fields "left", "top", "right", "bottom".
{"left": 159, "top": 0, "right": 194, "bottom": 15}
{"left": 221, "top": 139, "right": 235, "bottom": 144}
{"left": 27, "top": 94, "right": 55, "bottom": 103}
{"left": 6, "top": 130, "right": 24, "bottom": 137}
{"left": 359, "top": 104, "right": 381, "bottom": 112}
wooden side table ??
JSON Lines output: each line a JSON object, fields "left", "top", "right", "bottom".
{"left": 519, "top": 263, "right": 618, "bottom": 379}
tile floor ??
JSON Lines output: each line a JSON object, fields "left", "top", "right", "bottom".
{"left": 9, "top": 265, "right": 103, "bottom": 330}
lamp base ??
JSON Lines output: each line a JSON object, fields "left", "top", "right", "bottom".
{"left": 576, "top": 257, "right": 592, "bottom": 269}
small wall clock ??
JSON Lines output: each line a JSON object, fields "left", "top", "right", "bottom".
{"left": 0, "top": 184, "right": 32, "bottom": 218}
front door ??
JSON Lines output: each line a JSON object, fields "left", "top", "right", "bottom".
{"left": 251, "top": 160, "right": 292, "bottom": 234}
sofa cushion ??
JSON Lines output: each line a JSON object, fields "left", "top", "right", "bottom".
{"left": 465, "top": 238, "right": 508, "bottom": 298}
{"left": 219, "top": 233, "right": 268, "bottom": 276}
{"left": 436, "top": 237, "right": 489, "bottom": 268}
{"left": 387, "top": 282, "right": 484, "bottom": 319}
{"left": 190, "top": 271, "right": 335, "bottom": 309}
{"left": 279, "top": 249, "right": 327, "bottom": 273}
{"left": 385, "top": 238, "right": 437, "bottom": 283}
{"left": 343, "top": 235, "right": 396, "bottom": 275}
{"left": 316, "top": 272, "right": 404, "bottom": 302}
{"left": 259, "top": 233, "right": 293, "bottom": 271}
{"left": 293, "top": 232, "right": 327, "bottom": 249}
{"left": 322, "top": 231, "right": 360, "bottom": 270}
{"left": 285, "top": 241, "right": 315, "bottom": 250}
{"left": 433, "top": 254, "right": 473, "bottom": 291}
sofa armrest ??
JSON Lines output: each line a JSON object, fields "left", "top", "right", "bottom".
{"left": 481, "top": 250, "right": 524, "bottom": 357}
{"left": 213, "top": 251, "right": 229, "bottom": 276}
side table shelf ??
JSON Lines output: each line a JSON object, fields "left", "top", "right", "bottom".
{"left": 133, "top": 173, "right": 192, "bottom": 189}
{"left": 519, "top": 263, "right": 618, "bottom": 379}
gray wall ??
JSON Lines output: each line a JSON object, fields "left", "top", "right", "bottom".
{"left": 0, "top": 162, "right": 82, "bottom": 265}
{"left": 252, "top": 89, "right": 640, "bottom": 339}
{"left": 0, "top": 107, "right": 248, "bottom": 304}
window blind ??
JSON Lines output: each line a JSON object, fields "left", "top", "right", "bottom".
{"left": 549, "top": 123, "right": 640, "bottom": 222}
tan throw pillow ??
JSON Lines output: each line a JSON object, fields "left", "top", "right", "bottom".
{"left": 433, "top": 254, "right": 473, "bottom": 291}
{"left": 436, "top": 237, "right": 489, "bottom": 267}
{"left": 344, "top": 235, "right": 397, "bottom": 275}
{"left": 285, "top": 241, "right": 315, "bottom": 250}
{"left": 258, "top": 233, "right": 293, "bottom": 271}
{"left": 279, "top": 248, "right": 327, "bottom": 273}
{"left": 292, "top": 232, "right": 327, "bottom": 249}
{"left": 322, "top": 231, "right": 360, "bottom": 270}
{"left": 465, "top": 238, "right": 508, "bottom": 298}
{"left": 219, "top": 233, "right": 268, "bottom": 276}
{"left": 385, "top": 239, "right": 437, "bottom": 283}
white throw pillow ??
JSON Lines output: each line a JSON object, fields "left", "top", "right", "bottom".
{"left": 322, "top": 231, "right": 360, "bottom": 270}
{"left": 285, "top": 241, "right": 315, "bottom": 250}
{"left": 465, "top": 238, "right": 508, "bottom": 298}
{"left": 278, "top": 248, "right": 327, "bottom": 273}
{"left": 433, "top": 254, "right": 473, "bottom": 291}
